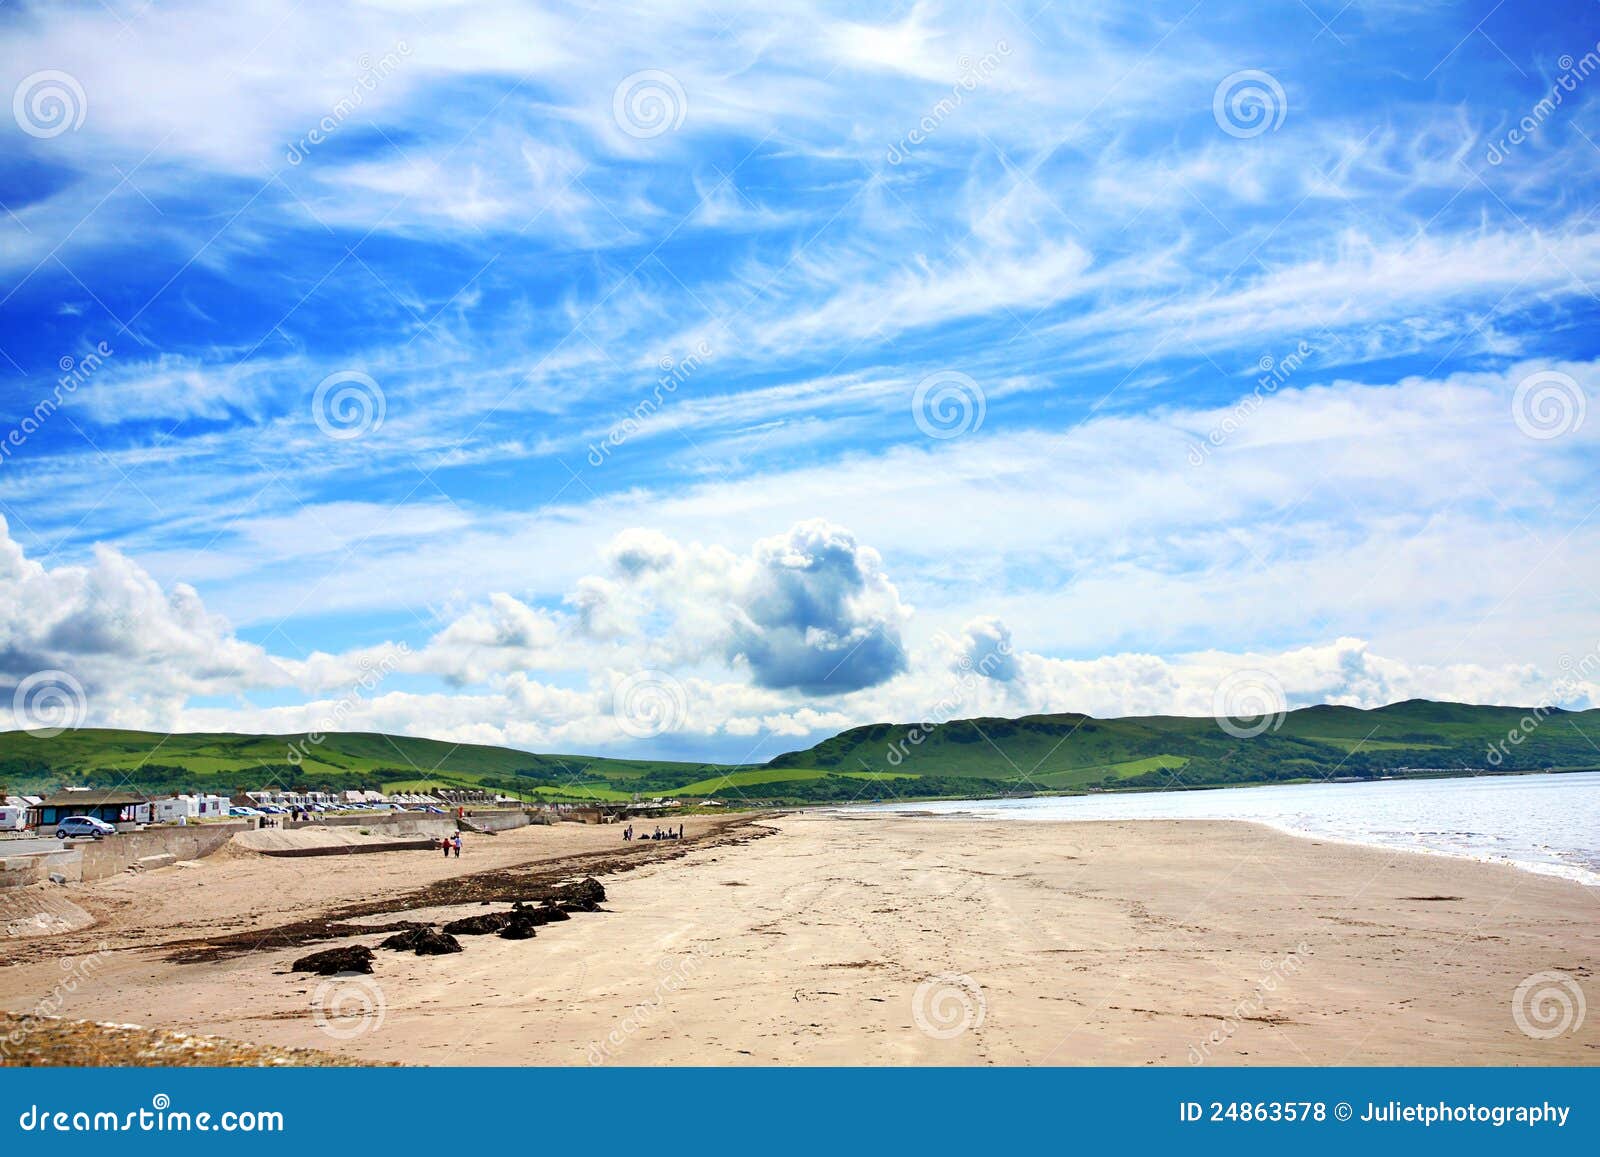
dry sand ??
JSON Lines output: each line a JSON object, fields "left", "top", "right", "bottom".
{"left": 1, "top": 814, "right": 1595, "bottom": 1065}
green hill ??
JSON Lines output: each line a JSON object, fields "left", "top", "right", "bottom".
{"left": 1, "top": 699, "right": 1595, "bottom": 806}
{"left": 769, "top": 699, "right": 1600, "bottom": 797}
{"left": 0, "top": 728, "right": 734, "bottom": 801}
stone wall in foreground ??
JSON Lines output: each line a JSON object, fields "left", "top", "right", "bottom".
{"left": 0, "top": 847, "right": 82, "bottom": 889}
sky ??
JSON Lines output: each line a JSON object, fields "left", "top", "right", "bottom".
{"left": 2, "top": 0, "right": 1599, "bottom": 764}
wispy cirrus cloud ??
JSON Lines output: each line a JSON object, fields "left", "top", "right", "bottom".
{"left": 2, "top": 0, "right": 1597, "bottom": 755}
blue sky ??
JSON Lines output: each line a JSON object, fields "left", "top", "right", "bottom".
{"left": 2, "top": 0, "right": 1599, "bottom": 761}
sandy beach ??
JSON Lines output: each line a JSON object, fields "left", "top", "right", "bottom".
{"left": 2, "top": 813, "right": 1595, "bottom": 1066}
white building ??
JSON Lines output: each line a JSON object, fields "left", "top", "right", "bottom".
{"left": 247, "top": 790, "right": 308, "bottom": 808}
{"left": 152, "top": 793, "right": 232, "bottom": 823}
{"left": 151, "top": 796, "right": 191, "bottom": 823}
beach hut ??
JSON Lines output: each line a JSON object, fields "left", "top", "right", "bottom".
{"left": 31, "top": 788, "right": 151, "bottom": 828}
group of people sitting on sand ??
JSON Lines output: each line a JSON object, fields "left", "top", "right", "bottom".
{"left": 622, "top": 824, "right": 683, "bottom": 842}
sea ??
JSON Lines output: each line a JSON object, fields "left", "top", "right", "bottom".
{"left": 844, "top": 770, "right": 1600, "bottom": 886}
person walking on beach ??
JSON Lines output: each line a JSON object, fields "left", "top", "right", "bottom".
{"left": 452, "top": 833, "right": 462, "bottom": 858}
{"left": 441, "top": 836, "right": 450, "bottom": 858}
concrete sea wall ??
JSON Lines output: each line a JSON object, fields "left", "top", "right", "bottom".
{"left": 1, "top": 822, "right": 248, "bottom": 888}
{"left": 286, "top": 813, "right": 458, "bottom": 838}
{"left": 460, "top": 810, "right": 530, "bottom": 834}
{"left": 0, "top": 848, "right": 82, "bottom": 889}
{"left": 77, "top": 823, "right": 245, "bottom": 881}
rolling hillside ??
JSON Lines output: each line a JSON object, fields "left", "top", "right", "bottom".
{"left": 0, "top": 728, "right": 733, "bottom": 801}
{"left": 768, "top": 700, "right": 1600, "bottom": 797}
{"left": 1, "top": 700, "right": 1596, "bottom": 805}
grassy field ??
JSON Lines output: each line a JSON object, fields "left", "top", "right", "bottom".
{"left": 3, "top": 700, "right": 1597, "bottom": 805}
{"left": 1296, "top": 736, "right": 1448, "bottom": 753}
{"left": 1031, "top": 754, "right": 1189, "bottom": 790}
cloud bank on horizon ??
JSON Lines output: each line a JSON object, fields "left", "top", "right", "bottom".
{"left": 1, "top": 1, "right": 1598, "bottom": 761}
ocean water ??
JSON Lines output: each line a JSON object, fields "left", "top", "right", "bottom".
{"left": 845, "top": 771, "right": 1600, "bottom": 886}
